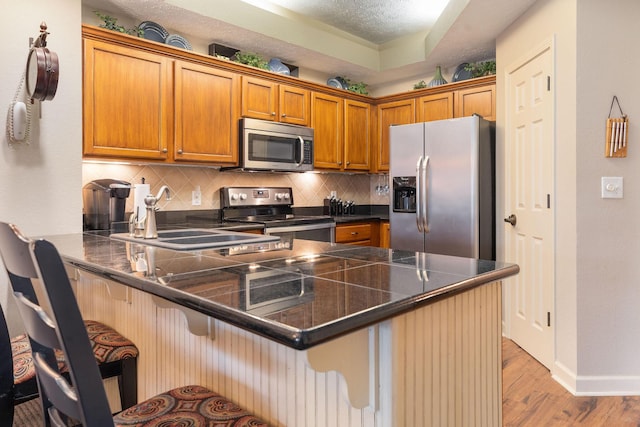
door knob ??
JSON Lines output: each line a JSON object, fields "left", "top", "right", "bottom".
{"left": 504, "top": 214, "right": 517, "bottom": 226}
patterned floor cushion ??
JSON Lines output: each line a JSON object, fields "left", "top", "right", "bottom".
{"left": 113, "top": 385, "right": 268, "bottom": 426}
{"left": 12, "top": 319, "right": 138, "bottom": 385}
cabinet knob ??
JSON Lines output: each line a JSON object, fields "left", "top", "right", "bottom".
{"left": 162, "top": 148, "right": 168, "bottom": 153}
{"left": 346, "top": 161, "right": 350, "bottom": 165}
{"left": 177, "top": 149, "right": 183, "bottom": 155}
{"left": 281, "top": 113, "right": 286, "bottom": 118}
{"left": 351, "top": 232, "right": 359, "bottom": 235}
{"left": 271, "top": 112, "right": 276, "bottom": 116}
{"left": 338, "top": 161, "right": 342, "bottom": 165}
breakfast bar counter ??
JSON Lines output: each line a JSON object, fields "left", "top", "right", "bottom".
{"left": 45, "top": 232, "right": 518, "bottom": 426}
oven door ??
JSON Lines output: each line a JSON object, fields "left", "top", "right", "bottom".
{"left": 265, "top": 222, "right": 335, "bottom": 243}
{"left": 242, "top": 269, "right": 313, "bottom": 315}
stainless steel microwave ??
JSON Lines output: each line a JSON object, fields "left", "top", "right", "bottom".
{"left": 237, "top": 118, "right": 314, "bottom": 172}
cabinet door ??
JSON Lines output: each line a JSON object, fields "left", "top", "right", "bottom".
{"left": 344, "top": 99, "right": 371, "bottom": 171}
{"left": 241, "top": 76, "right": 277, "bottom": 121}
{"left": 279, "top": 85, "right": 310, "bottom": 126}
{"left": 83, "top": 39, "right": 171, "bottom": 160}
{"left": 376, "top": 99, "right": 415, "bottom": 171}
{"left": 454, "top": 84, "right": 496, "bottom": 121}
{"left": 174, "top": 61, "right": 240, "bottom": 164}
{"left": 312, "top": 92, "right": 344, "bottom": 170}
{"left": 417, "top": 92, "right": 454, "bottom": 122}
{"left": 379, "top": 221, "right": 390, "bottom": 249}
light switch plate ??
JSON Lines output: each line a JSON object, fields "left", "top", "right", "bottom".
{"left": 601, "top": 176, "right": 623, "bottom": 199}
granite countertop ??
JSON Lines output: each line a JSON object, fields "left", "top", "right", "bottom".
{"left": 45, "top": 232, "right": 518, "bottom": 350}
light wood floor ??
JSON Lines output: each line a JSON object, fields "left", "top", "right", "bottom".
{"left": 503, "top": 338, "right": 640, "bottom": 426}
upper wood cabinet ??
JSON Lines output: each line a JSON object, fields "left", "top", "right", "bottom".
{"left": 417, "top": 92, "right": 454, "bottom": 122}
{"left": 343, "top": 99, "right": 371, "bottom": 171}
{"left": 83, "top": 39, "right": 172, "bottom": 160}
{"left": 174, "top": 61, "right": 240, "bottom": 164}
{"left": 312, "top": 96, "right": 370, "bottom": 171}
{"left": 455, "top": 84, "right": 496, "bottom": 121}
{"left": 375, "top": 99, "right": 416, "bottom": 172}
{"left": 312, "top": 92, "right": 343, "bottom": 170}
{"left": 241, "top": 76, "right": 310, "bottom": 126}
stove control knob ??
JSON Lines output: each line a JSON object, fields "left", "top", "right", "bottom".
{"left": 275, "top": 193, "right": 283, "bottom": 200}
{"left": 283, "top": 193, "right": 290, "bottom": 200}
{"left": 239, "top": 193, "right": 248, "bottom": 200}
{"left": 231, "top": 193, "right": 239, "bottom": 201}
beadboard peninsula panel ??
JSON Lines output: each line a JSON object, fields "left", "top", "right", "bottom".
{"left": 74, "top": 270, "right": 501, "bottom": 426}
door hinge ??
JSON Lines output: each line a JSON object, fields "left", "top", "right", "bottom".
{"left": 547, "top": 194, "right": 551, "bottom": 209}
{"left": 547, "top": 76, "right": 551, "bottom": 91}
{"left": 547, "top": 311, "right": 551, "bottom": 327}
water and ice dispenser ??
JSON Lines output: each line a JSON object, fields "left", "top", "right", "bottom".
{"left": 392, "top": 176, "right": 416, "bottom": 212}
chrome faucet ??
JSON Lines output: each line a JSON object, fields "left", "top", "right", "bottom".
{"left": 143, "top": 185, "right": 172, "bottom": 239}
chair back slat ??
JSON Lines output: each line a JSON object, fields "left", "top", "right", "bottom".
{"left": 32, "top": 352, "right": 82, "bottom": 422}
{"left": 0, "top": 223, "right": 114, "bottom": 426}
{"left": 0, "top": 223, "right": 38, "bottom": 279}
{"left": 12, "top": 292, "right": 60, "bottom": 350}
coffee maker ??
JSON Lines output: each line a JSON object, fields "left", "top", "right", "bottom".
{"left": 83, "top": 179, "right": 131, "bottom": 230}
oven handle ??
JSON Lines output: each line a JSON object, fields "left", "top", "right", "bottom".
{"left": 264, "top": 222, "right": 336, "bottom": 233}
{"left": 296, "top": 136, "right": 304, "bottom": 167}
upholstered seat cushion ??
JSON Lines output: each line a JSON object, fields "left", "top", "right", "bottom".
{"left": 12, "top": 319, "right": 139, "bottom": 385}
{"left": 113, "top": 385, "right": 268, "bottom": 426}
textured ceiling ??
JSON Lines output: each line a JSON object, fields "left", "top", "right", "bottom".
{"left": 83, "top": 0, "right": 538, "bottom": 90}
{"left": 261, "top": 0, "right": 450, "bottom": 45}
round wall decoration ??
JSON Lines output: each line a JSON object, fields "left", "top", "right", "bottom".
{"left": 26, "top": 22, "right": 59, "bottom": 102}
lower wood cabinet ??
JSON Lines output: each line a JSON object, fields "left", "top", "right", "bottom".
{"left": 336, "top": 221, "right": 380, "bottom": 247}
{"left": 379, "top": 221, "right": 390, "bottom": 249}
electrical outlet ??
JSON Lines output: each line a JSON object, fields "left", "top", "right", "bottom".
{"left": 192, "top": 186, "right": 202, "bottom": 206}
{"left": 601, "top": 177, "right": 623, "bottom": 199}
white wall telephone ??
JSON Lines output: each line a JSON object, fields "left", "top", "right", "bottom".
{"left": 6, "top": 70, "right": 33, "bottom": 144}
{"left": 7, "top": 101, "right": 28, "bottom": 142}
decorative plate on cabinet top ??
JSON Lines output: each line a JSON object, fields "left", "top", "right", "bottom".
{"left": 452, "top": 63, "right": 473, "bottom": 82}
{"left": 166, "top": 34, "right": 192, "bottom": 50}
{"left": 139, "top": 21, "right": 169, "bottom": 43}
{"left": 327, "top": 78, "right": 343, "bottom": 89}
{"left": 268, "top": 58, "right": 290, "bottom": 75}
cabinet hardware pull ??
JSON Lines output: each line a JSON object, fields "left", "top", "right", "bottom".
{"left": 351, "top": 232, "right": 358, "bottom": 235}
{"left": 177, "top": 149, "right": 183, "bottom": 154}
{"left": 162, "top": 148, "right": 168, "bottom": 153}
{"left": 271, "top": 112, "right": 276, "bottom": 116}
{"left": 338, "top": 161, "right": 342, "bottom": 165}
{"left": 346, "top": 161, "right": 350, "bottom": 165}
{"left": 281, "top": 113, "right": 286, "bottom": 117}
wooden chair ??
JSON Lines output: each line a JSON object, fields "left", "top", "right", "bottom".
{"left": 0, "top": 222, "right": 268, "bottom": 426}
{"left": 0, "top": 255, "right": 139, "bottom": 427}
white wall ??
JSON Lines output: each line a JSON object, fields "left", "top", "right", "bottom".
{"left": 574, "top": 0, "right": 640, "bottom": 391}
{"left": 0, "top": 0, "right": 82, "bottom": 332}
{"left": 499, "top": 0, "right": 640, "bottom": 395}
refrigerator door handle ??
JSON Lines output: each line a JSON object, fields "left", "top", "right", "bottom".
{"left": 416, "top": 156, "right": 424, "bottom": 232}
{"left": 422, "top": 156, "right": 430, "bottom": 233}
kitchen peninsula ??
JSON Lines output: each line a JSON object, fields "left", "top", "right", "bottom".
{"left": 45, "top": 231, "right": 518, "bottom": 426}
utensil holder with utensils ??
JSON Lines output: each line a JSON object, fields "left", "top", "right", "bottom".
{"left": 605, "top": 96, "right": 628, "bottom": 158}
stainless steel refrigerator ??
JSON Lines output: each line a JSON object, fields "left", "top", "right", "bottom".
{"left": 389, "top": 115, "right": 495, "bottom": 259}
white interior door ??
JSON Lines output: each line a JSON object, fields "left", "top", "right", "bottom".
{"left": 504, "top": 39, "right": 555, "bottom": 369}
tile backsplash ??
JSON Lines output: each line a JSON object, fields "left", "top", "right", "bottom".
{"left": 83, "top": 163, "right": 390, "bottom": 213}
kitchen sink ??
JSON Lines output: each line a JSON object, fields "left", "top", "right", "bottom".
{"left": 110, "top": 228, "right": 279, "bottom": 250}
